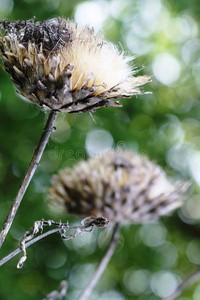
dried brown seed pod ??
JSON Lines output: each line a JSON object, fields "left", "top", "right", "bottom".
{"left": 0, "top": 18, "right": 151, "bottom": 113}
{"left": 49, "top": 149, "right": 190, "bottom": 224}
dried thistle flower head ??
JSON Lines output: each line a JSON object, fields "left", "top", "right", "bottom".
{"left": 0, "top": 18, "right": 151, "bottom": 113}
{"left": 49, "top": 150, "right": 190, "bottom": 224}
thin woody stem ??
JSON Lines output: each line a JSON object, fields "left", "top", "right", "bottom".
{"left": 78, "top": 223, "right": 120, "bottom": 300}
{"left": 0, "top": 217, "right": 108, "bottom": 267}
{"left": 0, "top": 224, "right": 91, "bottom": 266}
{"left": 0, "top": 110, "right": 58, "bottom": 249}
{"left": 0, "top": 228, "right": 60, "bottom": 266}
{"left": 42, "top": 280, "right": 68, "bottom": 300}
{"left": 163, "top": 268, "right": 200, "bottom": 300}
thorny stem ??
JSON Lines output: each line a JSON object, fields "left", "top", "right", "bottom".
{"left": 163, "top": 268, "right": 200, "bottom": 300}
{"left": 0, "top": 110, "right": 58, "bottom": 249}
{"left": 78, "top": 223, "right": 120, "bottom": 300}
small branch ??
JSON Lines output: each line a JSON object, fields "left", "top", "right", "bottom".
{"left": 42, "top": 280, "right": 68, "bottom": 300}
{"left": 0, "top": 110, "right": 58, "bottom": 249}
{"left": 0, "top": 228, "right": 60, "bottom": 267}
{"left": 0, "top": 216, "right": 109, "bottom": 267}
{"left": 163, "top": 268, "right": 200, "bottom": 300}
{"left": 78, "top": 222, "right": 120, "bottom": 300}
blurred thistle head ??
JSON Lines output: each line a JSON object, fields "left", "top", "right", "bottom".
{"left": 49, "top": 149, "right": 190, "bottom": 224}
{"left": 0, "top": 17, "right": 151, "bottom": 113}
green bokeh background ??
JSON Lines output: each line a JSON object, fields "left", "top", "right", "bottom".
{"left": 0, "top": 0, "right": 200, "bottom": 299}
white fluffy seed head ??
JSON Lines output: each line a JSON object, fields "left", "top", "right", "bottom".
{"left": 0, "top": 18, "right": 151, "bottom": 113}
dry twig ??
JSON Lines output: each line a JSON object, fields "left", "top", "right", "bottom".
{"left": 163, "top": 268, "right": 200, "bottom": 300}
{"left": 0, "top": 110, "right": 58, "bottom": 249}
{"left": 42, "top": 280, "right": 68, "bottom": 300}
{"left": 78, "top": 222, "right": 120, "bottom": 300}
{"left": 0, "top": 216, "right": 109, "bottom": 268}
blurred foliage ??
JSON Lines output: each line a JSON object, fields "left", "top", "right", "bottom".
{"left": 1, "top": 0, "right": 200, "bottom": 299}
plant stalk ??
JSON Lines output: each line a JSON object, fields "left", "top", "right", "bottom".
{"left": 0, "top": 222, "right": 95, "bottom": 267}
{"left": 0, "top": 110, "right": 58, "bottom": 249}
{"left": 78, "top": 223, "right": 120, "bottom": 300}
{"left": 163, "top": 268, "right": 200, "bottom": 300}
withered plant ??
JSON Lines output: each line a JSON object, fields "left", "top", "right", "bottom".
{"left": 0, "top": 17, "right": 150, "bottom": 248}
